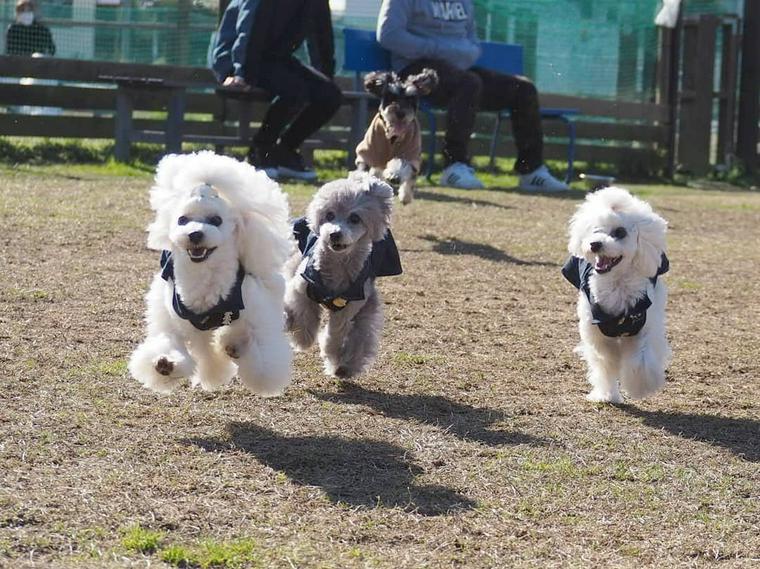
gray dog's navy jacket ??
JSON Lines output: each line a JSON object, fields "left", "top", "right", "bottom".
{"left": 562, "top": 253, "right": 669, "bottom": 338}
{"left": 160, "top": 250, "right": 246, "bottom": 330}
{"left": 293, "top": 217, "right": 402, "bottom": 311}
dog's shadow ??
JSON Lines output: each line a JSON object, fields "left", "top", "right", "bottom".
{"left": 415, "top": 189, "right": 514, "bottom": 210}
{"left": 311, "top": 383, "right": 550, "bottom": 447}
{"left": 420, "top": 234, "right": 557, "bottom": 267}
{"left": 188, "top": 421, "right": 476, "bottom": 516}
{"left": 624, "top": 407, "right": 760, "bottom": 462}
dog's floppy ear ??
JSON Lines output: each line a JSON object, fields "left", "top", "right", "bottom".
{"left": 632, "top": 212, "right": 668, "bottom": 277}
{"left": 349, "top": 171, "right": 394, "bottom": 242}
{"left": 405, "top": 68, "right": 439, "bottom": 96}
{"left": 363, "top": 71, "right": 394, "bottom": 97}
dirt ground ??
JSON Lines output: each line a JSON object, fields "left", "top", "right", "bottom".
{"left": 1, "top": 166, "right": 759, "bottom": 568}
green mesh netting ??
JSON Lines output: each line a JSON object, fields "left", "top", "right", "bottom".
{"left": 0, "top": 0, "right": 743, "bottom": 101}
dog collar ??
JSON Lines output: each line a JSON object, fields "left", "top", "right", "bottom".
{"left": 291, "top": 217, "right": 402, "bottom": 311}
{"left": 160, "top": 250, "right": 246, "bottom": 330}
{"left": 562, "top": 254, "right": 669, "bottom": 338}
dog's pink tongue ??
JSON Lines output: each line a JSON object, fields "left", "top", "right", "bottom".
{"left": 596, "top": 256, "right": 611, "bottom": 270}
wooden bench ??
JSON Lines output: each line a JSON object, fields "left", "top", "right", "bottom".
{"left": 0, "top": 55, "right": 670, "bottom": 174}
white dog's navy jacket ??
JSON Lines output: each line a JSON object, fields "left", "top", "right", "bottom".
{"left": 293, "top": 217, "right": 402, "bottom": 311}
{"left": 562, "top": 254, "right": 669, "bottom": 337}
{"left": 160, "top": 250, "right": 245, "bottom": 330}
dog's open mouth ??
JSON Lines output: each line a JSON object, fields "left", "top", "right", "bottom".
{"left": 187, "top": 246, "right": 216, "bottom": 262}
{"left": 594, "top": 255, "right": 622, "bottom": 274}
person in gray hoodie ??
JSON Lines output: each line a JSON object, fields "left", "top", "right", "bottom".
{"left": 377, "top": 0, "right": 568, "bottom": 191}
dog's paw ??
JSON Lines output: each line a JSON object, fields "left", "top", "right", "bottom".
{"left": 224, "top": 344, "right": 241, "bottom": 359}
{"left": 155, "top": 356, "right": 175, "bottom": 376}
{"left": 586, "top": 388, "right": 623, "bottom": 404}
{"left": 334, "top": 366, "right": 352, "bottom": 379}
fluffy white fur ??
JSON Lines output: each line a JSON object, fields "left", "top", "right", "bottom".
{"left": 567, "top": 187, "right": 670, "bottom": 403}
{"left": 284, "top": 172, "right": 394, "bottom": 379}
{"left": 129, "top": 151, "right": 293, "bottom": 396}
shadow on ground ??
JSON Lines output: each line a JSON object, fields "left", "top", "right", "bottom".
{"left": 311, "top": 383, "right": 551, "bottom": 447}
{"left": 415, "top": 189, "right": 514, "bottom": 210}
{"left": 421, "top": 234, "right": 557, "bottom": 266}
{"left": 487, "top": 185, "right": 589, "bottom": 200}
{"left": 625, "top": 408, "right": 760, "bottom": 462}
{"left": 189, "top": 422, "right": 477, "bottom": 516}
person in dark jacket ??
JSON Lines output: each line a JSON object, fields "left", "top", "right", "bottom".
{"left": 212, "top": 0, "right": 341, "bottom": 182}
{"left": 6, "top": 0, "right": 55, "bottom": 57}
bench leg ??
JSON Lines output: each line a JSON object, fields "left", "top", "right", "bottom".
{"left": 489, "top": 111, "right": 505, "bottom": 172}
{"left": 424, "top": 106, "right": 436, "bottom": 182}
{"left": 114, "top": 88, "right": 133, "bottom": 162}
{"left": 559, "top": 115, "right": 576, "bottom": 183}
{"left": 347, "top": 96, "right": 368, "bottom": 168}
{"left": 165, "top": 88, "right": 186, "bottom": 155}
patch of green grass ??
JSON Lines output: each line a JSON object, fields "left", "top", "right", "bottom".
{"left": 520, "top": 456, "right": 590, "bottom": 478}
{"left": 4, "top": 288, "right": 51, "bottom": 302}
{"left": 392, "top": 352, "right": 443, "bottom": 367}
{"left": 161, "top": 539, "right": 260, "bottom": 569}
{"left": 121, "top": 524, "right": 163, "bottom": 554}
{"left": 93, "top": 359, "right": 128, "bottom": 377}
{"left": 161, "top": 544, "right": 192, "bottom": 566}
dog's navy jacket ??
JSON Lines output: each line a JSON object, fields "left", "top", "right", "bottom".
{"left": 562, "top": 254, "right": 669, "bottom": 338}
{"left": 160, "top": 250, "right": 246, "bottom": 330}
{"left": 293, "top": 217, "right": 402, "bottom": 311}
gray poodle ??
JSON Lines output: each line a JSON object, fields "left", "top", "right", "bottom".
{"left": 284, "top": 172, "right": 402, "bottom": 379}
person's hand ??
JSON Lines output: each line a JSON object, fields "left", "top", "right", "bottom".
{"left": 223, "top": 76, "right": 250, "bottom": 90}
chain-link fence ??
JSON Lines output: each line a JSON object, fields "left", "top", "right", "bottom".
{"left": 0, "top": 0, "right": 745, "bottom": 101}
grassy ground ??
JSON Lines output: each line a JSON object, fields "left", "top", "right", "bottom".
{"left": 1, "top": 162, "right": 759, "bottom": 568}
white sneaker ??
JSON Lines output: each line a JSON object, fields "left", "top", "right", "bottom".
{"left": 439, "top": 162, "right": 485, "bottom": 189}
{"left": 519, "top": 165, "right": 570, "bottom": 192}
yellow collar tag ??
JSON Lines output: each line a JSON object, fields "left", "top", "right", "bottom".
{"left": 332, "top": 297, "right": 348, "bottom": 308}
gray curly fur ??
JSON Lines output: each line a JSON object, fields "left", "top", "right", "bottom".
{"left": 284, "top": 172, "right": 394, "bottom": 379}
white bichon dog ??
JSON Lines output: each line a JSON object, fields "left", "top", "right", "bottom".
{"left": 563, "top": 187, "right": 670, "bottom": 403}
{"left": 128, "top": 151, "right": 293, "bottom": 396}
{"left": 283, "top": 172, "right": 402, "bottom": 379}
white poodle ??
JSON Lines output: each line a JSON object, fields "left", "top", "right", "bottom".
{"left": 129, "top": 151, "right": 293, "bottom": 396}
{"left": 283, "top": 172, "right": 402, "bottom": 379}
{"left": 563, "top": 187, "right": 670, "bottom": 403}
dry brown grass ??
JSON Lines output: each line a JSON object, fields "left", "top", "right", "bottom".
{"left": 1, "top": 166, "right": 759, "bottom": 568}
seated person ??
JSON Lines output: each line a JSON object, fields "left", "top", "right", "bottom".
{"left": 6, "top": 0, "right": 56, "bottom": 57}
{"left": 377, "top": 0, "right": 568, "bottom": 191}
{"left": 211, "top": 0, "right": 341, "bottom": 182}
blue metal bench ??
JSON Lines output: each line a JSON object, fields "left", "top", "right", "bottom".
{"left": 342, "top": 27, "right": 578, "bottom": 183}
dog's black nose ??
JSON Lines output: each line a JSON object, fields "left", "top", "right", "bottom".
{"left": 590, "top": 241, "right": 603, "bottom": 253}
{"left": 189, "top": 231, "right": 204, "bottom": 244}
{"left": 329, "top": 230, "right": 342, "bottom": 244}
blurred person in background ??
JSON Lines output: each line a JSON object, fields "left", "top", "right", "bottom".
{"left": 377, "top": 0, "right": 568, "bottom": 191}
{"left": 6, "top": 0, "right": 56, "bottom": 57}
{"left": 211, "top": 0, "right": 341, "bottom": 182}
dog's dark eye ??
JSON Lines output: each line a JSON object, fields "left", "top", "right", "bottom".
{"left": 348, "top": 213, "right": 362, "bottom": 224}
{"left": 177, "top": 216, "right": 189, "bottom": 226}
{"left": 611, "top": 227, "right": 627, "bottom": 239}
{"left": 325, "top": 212, "right": 335, "bottom": 222}
{"left": 208, "top": 215, "right": 223, "bottom": 227}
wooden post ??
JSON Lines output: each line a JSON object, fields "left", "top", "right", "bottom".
{"left": 114, "top": 87, "right": 133, "bottom": 162}
{"left": 165, "top": 88, "right": 186, "bottom": 154}
{"left": 716, "top": 21, "right": 739, "bottom": 166}
{"left": 656, "top": 15, "right": 681, "bottom": 178}
{"left": 677, "top": 15, "right": 719, "bottom": 175}
{"left": 737, "top": 0, "right": 760, "bottom": 173}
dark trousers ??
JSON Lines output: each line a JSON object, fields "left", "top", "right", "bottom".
{"left": 401, "top": 59, "right": 544, "bottom": 174}
{"left": 251, "top": 56, "right": 342, "bottom": 150}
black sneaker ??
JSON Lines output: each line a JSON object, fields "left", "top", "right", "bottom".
{"left": 247, "top": 144, "right": 280, "bottom": 180}
{"left": 270, "top": 144, "right": 317, "bottom": 182}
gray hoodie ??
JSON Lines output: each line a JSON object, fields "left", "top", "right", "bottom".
{"left": 377, "top": 0, "right": 481, "bottom": 72}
